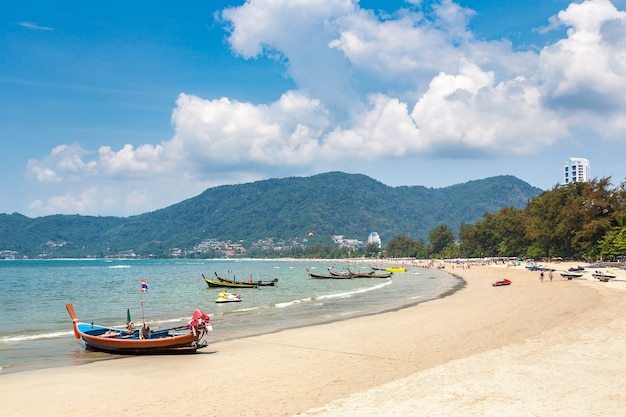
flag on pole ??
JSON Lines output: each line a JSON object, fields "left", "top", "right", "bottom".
{"left": 141, "top": 280, "right": 149, "bottom": 292}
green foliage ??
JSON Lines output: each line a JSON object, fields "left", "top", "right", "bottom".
{"left": 0, "top": 172, "right": 541, "bottom": 258}
{"left": 385, "top": 236, "right": 427, "bottom": 258}
{"left": 458, "top": 177, "right": 626, "bottom": 260}
{"left": 428, "top": 224, "right": 455, "bottom": 255}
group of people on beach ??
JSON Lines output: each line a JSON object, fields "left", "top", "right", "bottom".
{"left": 539, "top": 270, "right": 553, "bottom": 282}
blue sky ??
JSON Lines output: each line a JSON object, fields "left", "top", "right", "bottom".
{"left": 3, "top": 0, "right": 626, "bottom": 217}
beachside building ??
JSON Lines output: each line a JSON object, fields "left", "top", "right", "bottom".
{"left": 563, "top": 157, "right": 590, "bottom": 184}
{"left": 367, "top": 232, "right": 382, "bottom": 248}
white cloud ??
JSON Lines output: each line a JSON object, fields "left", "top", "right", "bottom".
{"left": 18, "top": 22, "right": 54, "bottom": 31}
{"left": 539, "top": 0, "right": 626, "bottom": 136}
{"left": 24, "top": 0, "right": 626, "bottom": 216}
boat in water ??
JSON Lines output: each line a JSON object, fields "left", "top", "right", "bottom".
{"left": 66, "top": 304, "right": 212, "bottom": 354}
{"left": 306, "top": 268, "right": 351, "bottom": 279}
{"left": 214, "top": 272, "right": 278, "bottom": 287}
{"left": 216, "top": 290, "right": 242, "bottom": 303}
{"left": 347, "top": 267, "right": 392, "bottom": 278}
{"left": 203, "top": 274, "right": 257, "bottom": 288}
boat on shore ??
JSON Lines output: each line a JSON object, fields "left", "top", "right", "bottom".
{"left": 203, "top": 274, "right": 258, "bottom": 288}
{"left": 492, "top": 278, "right": 512, "bottom": 287}
{"left": 215, "top": 290, "right": 242, "bottom": 303}
{"left": 560, "top": 271, "right": 584, "bottom": 280}
{"left": 592, "top": 270, "right": 617, "bottom": 282}
{"left": 65, "top": 303, "right": 212, "bottom": 354}
{"left": 306, "top": 268, "right": 352, "bottom": 279}
{"left": 214, "top": 272, "right": 278, "bottom": 287}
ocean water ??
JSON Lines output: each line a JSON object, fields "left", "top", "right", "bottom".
{"left": 0, "top": 259, "right": 459, "bottom": 374}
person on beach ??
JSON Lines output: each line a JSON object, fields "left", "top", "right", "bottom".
{"left": 140, "top": 323, "right": 150, "bottom": 339}
{"left": 549, "top": 271, "right": 553, "bottom": 282}
{"left": 540, "top": 271, "right": 544, "bottom": 282}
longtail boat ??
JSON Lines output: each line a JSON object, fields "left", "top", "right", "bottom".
{"left": 203, "top": 274, "right": 257, "bottom": 288}
{"left": 66, "top": 303, "right": 212, "bottom": 354}
{"left": 327, "top": 267, "right": 352, "bottom": 278}
{"left": 347, "top": 267, "right": 392, "bottom": 278}
{"left": 306, "top": 268, "right": 352, "bottom": 279}
{"left": 214, "top": 272, "right": 278, "bottom": 287}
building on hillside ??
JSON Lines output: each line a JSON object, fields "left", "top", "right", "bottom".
{"left": 368, "top": 232, "right": 382, "bottom": 248}
{"left": 563, "top": 157, "right": 590, "bottom": 184}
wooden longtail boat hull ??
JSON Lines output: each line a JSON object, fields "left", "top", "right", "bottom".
{"left": 306, "top": 268, "right": 352, "bottom": 279}
{"left": 66, "top": 304, "right": 212, "bottom": 355}
{"left": 203, "top": 274, "right": 258, "bottom": 288}
{"left": 347, "top": 268, "right": 392, "bottom": 278}
{"left": 214, "top": 272, "right": 277, "bottom": 286}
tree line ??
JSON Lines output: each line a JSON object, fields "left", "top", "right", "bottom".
{"left": 382, "top": 178, "right": 626, "bottom": 261}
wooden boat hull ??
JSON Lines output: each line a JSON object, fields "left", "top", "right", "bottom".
{"left": 306, "top": 268, "right": 351, "bottom": 279}
{"left": 66, "top": 304, "right": 211, "bottom": 355}
{"left": 203, "top": 274, "right": 257, "bottom": 288}
{"left": 214, "top": 272, "right": 277, "bottom": 287}
{"left": 347, "top": 268, "right": 392, "bottom": 278}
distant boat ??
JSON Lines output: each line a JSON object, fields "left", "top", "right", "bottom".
{"left": 560, "top": 271, "right": 583, "bottom": 280}
{"left": 373, "top": 266, "right": 406, "bottom": 273}
{"left": 592, "top": 270, "right": 617, "bottom": 282}
{"left": 214, "top": 272, "right": 278, "bottom": 287}
{"left": 306, "top": 268, "right": 351, "bottom": 279}
{"left": 347, "top": 267, "right": 392, "bottom": 278}
{"left": 203, "top": 274, "right": 257, "bottom": 288}
{"left": 327, "top": 267, "right": 352, "bottom": 278}
{"left": 66, "top": 303, "right": 212, "bottom": 354}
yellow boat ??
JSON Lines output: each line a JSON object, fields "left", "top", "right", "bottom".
{"left": 378, "top": 267, "right": 406, "bottom": 273}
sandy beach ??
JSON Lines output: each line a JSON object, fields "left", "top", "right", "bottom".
{"left": 2, "top": 261, "right": 625, "bottom": 416}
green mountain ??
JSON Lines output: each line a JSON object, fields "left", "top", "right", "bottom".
{"left": 0, "top": 172, "right": 542, "bottom": 258}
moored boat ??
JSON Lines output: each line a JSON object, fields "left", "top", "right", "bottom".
{"left": 327, "top": 267, "right": 351, "bottom": 278}
{"left": 347, "top": 267, "right": 392, "bottom": 278}
{"left": 214, "top": 272, "right": 278, "bottom": 287}
{"left": 66, "top": 303, "right": 212, "bottom": 354}
{"left": 306, "top": 268, "right": 351, "bottom": 279}
{"left": 203, "top": 274, "right": 257, "bottom": 288}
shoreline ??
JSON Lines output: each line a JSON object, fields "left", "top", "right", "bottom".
{"left": 2, "top": 260, "right": 626, "bottom": 416}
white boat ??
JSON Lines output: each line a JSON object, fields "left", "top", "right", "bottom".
{"left": 560, "top": 271, "right": 584, "bottom": 280}
{"left": 215, "top": 291, "right": 242, "bottom": 303}
{"left": 592, "top": 270, "right": 617, "bottom": 281}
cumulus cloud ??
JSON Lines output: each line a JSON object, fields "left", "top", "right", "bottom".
{"left": 25, "top": 0, "right": 626, "bottom": 215}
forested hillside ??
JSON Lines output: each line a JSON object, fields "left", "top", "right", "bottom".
{"left": 0, "top": 172, "right": 541, "bottom": 258}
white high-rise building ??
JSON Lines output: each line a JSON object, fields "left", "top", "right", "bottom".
{"left": 563, "top": 157, "right": 590, "bottom": 184}
{"left": 368, "top": 232, "right": 382, "bottom": 248}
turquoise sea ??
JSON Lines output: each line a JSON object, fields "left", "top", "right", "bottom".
{"left": 0, "top": 259, "right": 459, "bottom": 374}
